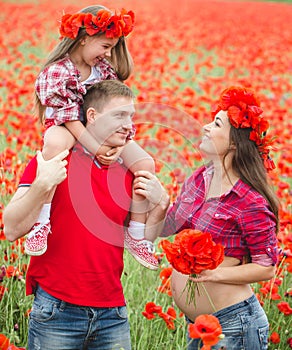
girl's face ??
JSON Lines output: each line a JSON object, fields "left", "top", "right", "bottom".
{"left": 80, "top": 34, "right": 119, "bottom": 67}
{"left": 199, "top": 110, "right": 233, "bottom": 159}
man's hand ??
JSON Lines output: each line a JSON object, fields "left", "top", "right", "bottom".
{"left": 35, "top": 149, "right": 69, "bottom": 190}
{"left": 3, "top": 149, "right": 69, "bottom": 241}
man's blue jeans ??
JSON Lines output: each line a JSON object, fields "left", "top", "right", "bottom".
{"left": 28, "top": 286, "right": 131, "bottom": 350}
{"left": 186, "top": 294, "right": 269, "bottom": 350}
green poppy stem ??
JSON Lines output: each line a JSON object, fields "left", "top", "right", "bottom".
{"left": 199, "top": 282, "right": 217, "bottom": 313}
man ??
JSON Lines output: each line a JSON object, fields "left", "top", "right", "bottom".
{"left": 4, "top": 80, "right": 142, "bottom": 350}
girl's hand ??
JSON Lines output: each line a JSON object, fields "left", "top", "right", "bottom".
{"left": 96, "top": 146, "right": 124, "bottom": 165}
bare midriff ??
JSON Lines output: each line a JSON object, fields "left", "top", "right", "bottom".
{"left": 171, "top": 257, "right": 253, "bottom": 321}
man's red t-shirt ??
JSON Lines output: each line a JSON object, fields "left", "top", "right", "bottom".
{"left": 19, "top": 144, "right": 133, "bottom": 307}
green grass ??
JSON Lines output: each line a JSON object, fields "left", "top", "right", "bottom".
{"left": 1, "top": 0, "right": 291, "bottom": 348}
{"left": 1, "top": 240, "right": 291, "bottom": 349}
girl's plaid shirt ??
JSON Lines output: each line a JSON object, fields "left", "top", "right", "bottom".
{"left": 35, "top": 56, "right": 118, "bottom": 125}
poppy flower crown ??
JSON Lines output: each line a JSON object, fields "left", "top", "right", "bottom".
{"left": 59, "top": 8, "right": 135, "bottom": 40}
{"left": 212, "top": 86, "right": 275, "bottom": 171}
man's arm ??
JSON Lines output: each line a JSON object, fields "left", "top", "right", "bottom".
{"left": 4, "top": 150, "right": 68, "bottom": 242}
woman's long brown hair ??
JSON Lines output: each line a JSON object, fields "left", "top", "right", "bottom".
{"left": 224, "top": 126, "right": 279, "bottom": 230}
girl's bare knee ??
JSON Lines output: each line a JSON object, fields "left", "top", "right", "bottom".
{"left": 43, "top": 126, "right": 76, "bottom": 159}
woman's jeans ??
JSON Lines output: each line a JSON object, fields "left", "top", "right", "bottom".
{"left": 187, "top": 294, "right": 269, "bottom": 350}
{"left": 28, "top": 285, "right": 131, "bottom": 350}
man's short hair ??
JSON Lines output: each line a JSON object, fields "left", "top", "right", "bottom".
{"left": 83, "top": 80, "right": 135, "bottom": 115}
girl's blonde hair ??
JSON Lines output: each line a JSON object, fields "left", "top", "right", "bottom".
{"left": 35, "top": 5, "right": 133, "bottom": 122}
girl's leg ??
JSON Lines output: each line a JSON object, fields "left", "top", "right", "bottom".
{"left": 41, "top": 125, "right": 76, "bottom": 205}
{"left": 42, "top": 125, "right": 76, "bottom": 159}
{"left": 121, "top": 141, "right": 155, "bottom": 230}
{"left": 24, "top": 126, "right": 76, "bottom": 256}
{"left": 121, "top": 141, "right": 158, "bottom": 270}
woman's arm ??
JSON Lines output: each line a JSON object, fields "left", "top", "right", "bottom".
{"left": 133, "top": 170, "right": 170, "bottom": 241}
{"left": 190, "top": 262, "right": 276, "bottom": 284}
{"left": 3, "top": 150, "right": 68, "bottom": 241}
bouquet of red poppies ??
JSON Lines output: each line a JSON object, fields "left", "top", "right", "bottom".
{"left": 160, "top": 229, "right": 224, "bottom": 307}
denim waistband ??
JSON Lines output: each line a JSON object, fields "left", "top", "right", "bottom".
{"left": 186, "top": 294, "right": 260, "bottom": 324}
{"left": 35, "top": 285, "right": 97, "bottom": 310}
{"left": 212, "top": 294, "right": 259, "bottom": 318}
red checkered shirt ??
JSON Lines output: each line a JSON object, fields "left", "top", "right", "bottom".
{"left": 35, "top": 56, "right": 118, "bottom": 126}
{"left": 162, "top": 164, "right": 278, "bottom": 265}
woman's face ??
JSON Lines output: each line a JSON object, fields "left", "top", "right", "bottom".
{"left": 199, "top": 110, "right": 233, "bottom": 159}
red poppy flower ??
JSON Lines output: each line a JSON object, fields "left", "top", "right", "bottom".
{"left": 159, "top": 266, "right": 172, "bottom": 281}
{"left": 92, "top": 9, "right": 111, "bottom": 32}
{"left": 277, "top": 301, "right": 292, "bottom": 315}
{"left": 227, "top": 105, "right": 243, "bottom": 128}
{"left": 158, "top": 267, "right": 172, "bottom": 296}
{"left": 119, "top": 9, "right": 135, "bottom": 36}
{"left": 83, "top": 13, "right": 95, "bottom": 35}
{"left": 59, "top": 13, "right": 85, "bottom": 39}
{"left": 188, "top": 314, "right": 222, "bottom": 346}
{"left": 142, "top": 301, "right": 177, "bottom": 330}
{"left": 59, "top": 14, "right": 73, "bottom": 38}
{"left": 5, "top": 266, "right": 16, "bottom": 278}
{"left": 142, "top": 302, "right": 162, "bottom": 319}
{"left": 161, "top": 229, "right": 224, "bottom": 276}
{"left": 166, "top": 306, "right": 176, "bottom": 319}
{"left": 259, "top": 281, "right": 282, "bottom": 300}
{"left": 0, "top": 285, "right": 8, "bottom": 301}
{"left": 160, "top": 239, "right": 178, "bottom": 260}
{"left": 0, "top": 333, "right": 10, "bottom": 350}
{"left": 212, "top": 86, "right": 275, "bottom": 171}
{"left": 182, "top": 230, "right": 211, "bottom": 257}
{"left": 59, "top": 8, "right": 134, "bottom": 40}
{"left": 171, "top": 253, "right": 192, "bottom": 275}
{"left": 145, "top": 301, "right": 162, "bottom": 314}
{"left": 142, "top": 311, "right": 156, "bottom": 320}
{"left": 269, "top": 331, "right": 281, "bottom": 344}
{"left": 158, "top": 309, "right": 176, "bottom": 330}
{"left": 105, "top": 15, "right": 123, "bottom": 39}
{"left": 160, "top": 229, "right": 224, "bottom": 305}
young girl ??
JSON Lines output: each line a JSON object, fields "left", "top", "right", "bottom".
{"left": 24, "top": 5, "right": 158, "bottom": 270}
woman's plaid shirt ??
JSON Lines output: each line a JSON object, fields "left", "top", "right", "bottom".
{"left": 162, "top": 164, "right": 278, "bottom": 265}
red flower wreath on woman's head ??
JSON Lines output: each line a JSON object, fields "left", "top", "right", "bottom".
{"left": 212, "top": 86, "right": 276, "bottom": 171}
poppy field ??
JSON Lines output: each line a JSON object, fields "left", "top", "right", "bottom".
{"left": 0, "top": 0, "right": 292, "bottom": 349}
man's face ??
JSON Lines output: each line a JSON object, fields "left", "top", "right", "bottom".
{"left": 90, "top": 96, "right": 135, "bottom": 147}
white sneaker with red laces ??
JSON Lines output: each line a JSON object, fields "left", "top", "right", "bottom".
{"left": 124, "top": 229, "right": 159, "bottom": 270}
{"left": 24, "top": 221, "right": 51, "bottom": 256}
